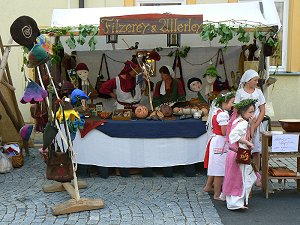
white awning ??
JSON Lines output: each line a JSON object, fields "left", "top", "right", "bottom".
{"left": 51, "top": 0, "right": 281, "bottom": 50}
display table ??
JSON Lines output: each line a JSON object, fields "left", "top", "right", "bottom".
{"left": 261, "top": 132, "right": 300, "bottom": 198}
{"left": 64, "top": 118, "right": 208, "bottom": 168}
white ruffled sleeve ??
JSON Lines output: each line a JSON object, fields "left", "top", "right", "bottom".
{"left": 217, "top": 111, "right": 229, "bottom": 126}
{"left": 229, "top": 120, "right": 248, "bottom": 144}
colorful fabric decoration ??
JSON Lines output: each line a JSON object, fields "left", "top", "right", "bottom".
{"left": 19, "top": 124, "right": 33, "bottom": 141}
{"left": 56, "top": 108, "right": 80, "bottom": 123}
{"left": 36, "top": 34, "right": 53, "bottom": 55}
{"left": 70, "top": 89, "right": 89, "bottom": 106}
{"left": 20, "top": 80, "right": 48, "bottom": 104}
{"left": 67, "top": 118, "right": 85, "bottom": 141}
{"left": 27, "top": 44, "right": 50, "bottom": 68}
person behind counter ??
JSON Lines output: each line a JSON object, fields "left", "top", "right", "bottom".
{"left": 99, "top": 60, "right": 143, "bottom": 110}
{"left": 153, "top": 65, "right": 186, "bottom": 108}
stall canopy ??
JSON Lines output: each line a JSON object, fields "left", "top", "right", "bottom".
{"left": 51, "top": 0, "right": 281, "bottom": 50}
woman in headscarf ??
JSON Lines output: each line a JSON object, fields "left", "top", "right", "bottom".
{"left": 153, "top": 65, "right": 186, "bottom": 108}
{"left": 99, "top": 60, "right": 143, "bottom": 110}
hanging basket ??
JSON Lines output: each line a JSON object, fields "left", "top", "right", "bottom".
{"left": 263, "top": 44, "right": 275, "bottom": 57}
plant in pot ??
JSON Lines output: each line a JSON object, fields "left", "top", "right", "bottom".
{"left": 254, "top": 28, "right": 279, "bottom": 57}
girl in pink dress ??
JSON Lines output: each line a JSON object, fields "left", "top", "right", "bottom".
{"left": 203, "top": 92, "right": 235, "bottom": 200}
{"left": 222, "top": 99, "right": 257, "bottom": 210}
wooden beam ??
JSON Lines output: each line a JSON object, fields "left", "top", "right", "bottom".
{"left": 51, "top": 198, "right": 104, "bottom": 216}
{"left": 0, "top": 38, "right": 12, "bottom": 82}
{"left": 0, "top": 90, "right": 21, "bottom": 131}
{"left": 0, "top": 80, "right": 15, "bottom": 91}
{"left": 0, "top": 36, "right": 25, "bottom": 126}
{"left": 43, "top": 180, "right": 88, "bottom": 193}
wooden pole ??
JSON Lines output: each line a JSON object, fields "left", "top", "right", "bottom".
{"left": 0, "top": 91, "right": 21, "bottom": 131}
{"left": 0, "top": 36, "right": 24, "bottom": 127}
{"left": 45, "top": 64, "right": 80, "bottom": 201}
{"left": 0, "top": 38, "right": 12, "bottom": 82}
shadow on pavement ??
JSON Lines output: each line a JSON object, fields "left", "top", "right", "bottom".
{"left": 211, "top": 190, "right": 300, "bottom": 225}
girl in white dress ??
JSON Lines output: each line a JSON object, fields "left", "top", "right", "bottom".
{"left": 235, "top": 69, "right": 265, "bottom": 186}
{"left": 203, "top": 92, "right": 235, "bottom": 200}
{"left": 222, "top": 99, "right": 257, "bottom": 210}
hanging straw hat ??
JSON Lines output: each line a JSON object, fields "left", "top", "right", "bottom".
{"left": 27, "top": 44, "right": 50, "bottom": 68}
{"left": 10, "top": 16, "right": 39, "bottom": 49}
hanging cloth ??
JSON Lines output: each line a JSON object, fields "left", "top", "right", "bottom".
{"left": 95, "top": 53, "right": 111, "bottom": 99}
{"left": 172, "top": 50, "right": 186, "bottom": 95}
{"left": 213, "top": 49, "right": 230, "bottom": 92}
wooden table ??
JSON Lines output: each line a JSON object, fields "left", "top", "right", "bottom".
{"left": 261, "top": 132, "right": 300, "bottom": 198}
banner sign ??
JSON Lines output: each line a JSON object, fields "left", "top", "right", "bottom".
{"left": 99, "top": 14, "right": 203, "bottom": 35}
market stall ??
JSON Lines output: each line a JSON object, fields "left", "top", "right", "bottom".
{"left": 45, "top": 1, "right": 281, "bottom": 172}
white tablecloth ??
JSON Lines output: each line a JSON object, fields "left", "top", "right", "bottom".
{"left": 69, "top": 129, "right": 208, "bottom": 168}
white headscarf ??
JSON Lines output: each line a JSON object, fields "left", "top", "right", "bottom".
{"left": 238, "top": 69, "right": 259, "bottom": 89}
{"left": 160, "top": 65, "right": 175, "bottom": 95}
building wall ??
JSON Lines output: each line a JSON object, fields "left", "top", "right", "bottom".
{"left": 267, "top": 75, "right": 300, "bottom": 121}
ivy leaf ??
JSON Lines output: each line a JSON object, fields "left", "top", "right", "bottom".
{"left": 77, "top": 35, "right": 86, "bottom": 45}
{"left": 167, "top": 51, "right": 174, "bottom": 57}
{"left": 65, "top": 33, "right": 76, "bottom": 49}
{"left": 88, "top": 36, "right": 97, "bottom": 51}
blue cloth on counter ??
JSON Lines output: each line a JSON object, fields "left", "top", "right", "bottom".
{"left": 95, "top": 117, "right": 207, "bottom": 138}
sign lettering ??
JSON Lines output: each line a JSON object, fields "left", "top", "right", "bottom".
{"left": 99, "top": 14, "right": 203, "bottom": 35}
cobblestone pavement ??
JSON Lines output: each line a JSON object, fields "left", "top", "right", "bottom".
{"left": 0, "top": 148, "right": 222, "bottom": 225}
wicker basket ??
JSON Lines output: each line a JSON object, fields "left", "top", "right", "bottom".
{"left": 5, "top": 142, "right": 24, "bottom": 168}
{"left": 10, "top": 153, "right": 24, "bottom": 168}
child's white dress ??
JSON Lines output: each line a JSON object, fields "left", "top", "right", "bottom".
{"left": 235, "top": 88, "right": 266, "bottom": 153}
{"left": 207, "top": 109, "right": 229, "bottom": 176}
{"left": 223, "top": 118, "right": 257, "bottom": 210}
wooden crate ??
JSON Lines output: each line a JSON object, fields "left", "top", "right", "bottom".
{"left": 112, "top": 109, "right": 132, "bottom": 121}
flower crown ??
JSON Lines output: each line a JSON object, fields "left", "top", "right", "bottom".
{"left": 203, "top": 65, "right": 218, "bottom": 78}
{"left": 215, "top": 91, "right": 235, "bottom": 107}
{"left": 233, "top": 98, "right": 258, "bottom": 109}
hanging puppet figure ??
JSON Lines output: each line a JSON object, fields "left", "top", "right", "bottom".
{"left": 187, "top": 77, "right": 207, "bottom": 104}
{"left": 75, "top": 63, "right": 90, "bottom": 95}
{"left": 203, "top": 65, "right": 218, "bottom": 101}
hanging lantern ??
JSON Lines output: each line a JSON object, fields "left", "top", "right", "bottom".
{"left": 106, "top": 35, "right": 118, "bottom": 44}
{"left": 167, "top": 34, "right": 181, "bottom": 47}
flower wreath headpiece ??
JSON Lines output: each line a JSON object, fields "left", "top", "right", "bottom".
{"left": 233, "top": 98, "right": 258, "bottom": 109}
{"left": 215, "top": 91, "right": 235, "bottom": 107}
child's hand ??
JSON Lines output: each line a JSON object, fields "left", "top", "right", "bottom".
{"left": 247, "top": 142, "right": 254, "bottom": 149}
{"left": 248, "top": 116, "right": 256, "bottom": 125}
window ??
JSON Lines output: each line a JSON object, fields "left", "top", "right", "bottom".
{"left": 239, "top": 0, "right": 289, "bottom": 72}
{"left": 136, "top": 0, "right": 186, "bottom": 6}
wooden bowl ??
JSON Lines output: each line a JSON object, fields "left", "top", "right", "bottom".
{"left": 278, "top": 119, "right": 300, "bottom": 132}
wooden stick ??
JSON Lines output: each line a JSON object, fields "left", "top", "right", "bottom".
{"left": 45, "top": 64, "right": 80, "bottom": 201}
{"left": 0, "top": 37, "right": 13, "bottom": 82}
{"left": 0, "top": 36, "right": 24, "bottom": 126}
{"left": 0, "top": 91, "right": 21, "bottom": 131}
{"left": 0, "top": 80, "right": 15, "bottom": 91}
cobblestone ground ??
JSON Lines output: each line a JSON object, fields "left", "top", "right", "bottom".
{"left": 0, "top": 148, "right": 222, "bottom": 225}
